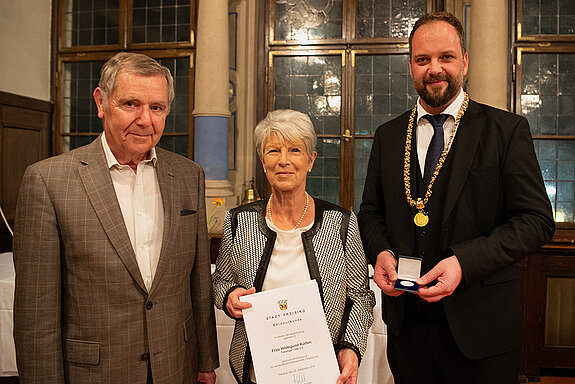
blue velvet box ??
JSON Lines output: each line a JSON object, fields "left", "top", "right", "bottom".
{"left": 393, "top": 255, "right": 421, "bottom": 293}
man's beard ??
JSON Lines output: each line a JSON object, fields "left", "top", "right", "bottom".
{"left": 415, "top": 74, "right": 462, "bottom": 108}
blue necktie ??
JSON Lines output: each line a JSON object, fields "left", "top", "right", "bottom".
{"left": 423, "top": 114, "right": 449, "bottom": 185}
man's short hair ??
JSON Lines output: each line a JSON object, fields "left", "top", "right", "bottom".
{"left": 98, "top": 52, "right": 175, "bottom": 111}
{"left": 409, "top": 12, "right": 466, "bottom": 57}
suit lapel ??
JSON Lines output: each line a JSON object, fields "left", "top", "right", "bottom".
{"left": 78, "top": 138, "right": 147, "bottom": 291}
{"left": 442, "top": 101, "right": 485, "bottom": 224}
{"left": 149, "top": 150, "right": 178, "bottom": 295}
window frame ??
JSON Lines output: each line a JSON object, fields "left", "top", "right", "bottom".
{"left": 263, "top": 0, "right": 430, "bottom": 209}
{"left": 54, "top": 0, "right": 196, "bottom": 157}
{"left": 513, "top": 0, "right": 575, "bottom": 231}
{"left": 516, "top": 0, "right": 575, "bottom": 43}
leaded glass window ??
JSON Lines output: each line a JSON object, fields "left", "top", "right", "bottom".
{"left": 520, "top": 52, "right": 575, "bottom": 222}
{"left": 273, "top": 54, "right": 342, "bottom": 204}
{"left": 274, "top": 0, "right": 343, "bottom": 41}
{"left": 57, "top": 0, "right": 195, "bottom": 157}
{"left": 61, "top": 60, "right": 105, "bottom": 151}
{"left": 356, "top": 0, "right": 426, "bottom": 38}
{"left": 520, "top": 0, "right": 575, "bottom": 36}
{"left": 59, "top": 56, "right": 191, "bottom": 156}
{"left": 132, "top": 0, "right": 191, "bottom": 44}
{"left": 62, "top": 0, "right": 120, "bottom": 47}
{"left": 266, "top": 0, "right": 427, "bottom": 209}
{"left": 354, "top": 54, "right": 418, "bottom": 135}
{"left": 353, "top": 53, "right": 419, "bottom": 211}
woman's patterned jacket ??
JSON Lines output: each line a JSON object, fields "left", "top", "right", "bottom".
{"left": 212, "top": 198, "right": 375, "bottom": 384}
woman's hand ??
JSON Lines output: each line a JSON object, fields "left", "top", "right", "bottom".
{"left": 336, "top": 348, "right": 359, "bottom": 384}
{"left": 226, "top": 287, "right": 256, "bottom": 318}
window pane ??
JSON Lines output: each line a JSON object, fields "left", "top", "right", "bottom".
{"left": 534, "top": 140, "right": 575, "bottom": 222}
{"left": 157, "top": 57, "right": 190, "bottom": 157}
{"left": 132, "top": 1, "right": 190, "bottom": 43}
{"left": 354, "top": 54, "right": 418, "bottom": 136}
{"left": 354, "top": 138, "right": 373, "bottom": 213}
{"left": 62, "top": 61, "right": 105, "bottom": 143}
{"left": 520, "top": 53, "right": 575, "bottom": 137}
{"left": 274, "top": 55, "right": 341, "bottom": 205}
{"left": 158, "top": 57, "right": 190, "bottom": 134}
{"left": 62, "top": 58, "right": 190, "bottom": 157}
{"left": 522, "top": 53, "right": 575, "bottom": 222}
{"left": 62, "top": 135, "right": 100, "bottom": 153}
{"left": 308, "top": 138, "right": 340, "bottom": 205}
{"left": 275, "top": 0, "right": 343, "bottom": 41}
{"left": 63, "top": 0, "right": 120, "bottom": 47}
{"left": 273, "top": 55, "right": 342, "bottom": 135}
{"left": 356, "top": 0, "right": 425, "bottom": 38}
{"left": 521, "top": 0, "right": 575, "bottom": 35}
{"left": 158, "top": 135, "right": 189, "bottom": 157}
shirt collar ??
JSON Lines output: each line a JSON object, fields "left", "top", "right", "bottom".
{"left": 101, "top": 132, "right": 157, "bottom": 169}
{"left": 416, "top": 88, "right": 465, "bottom": 124}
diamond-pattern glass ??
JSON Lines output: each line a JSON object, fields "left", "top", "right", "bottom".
{"left": 132, "top": 0, "right": 191, "bottom": 43}
{"left": 522, "top": 53, "right": 575, "bottom": 222}
{"left": 275, "top": 0, "right": 343, "bottom": 41}
{"left": 356, "top": 0, "right": 426, "bottom": 38}
{"left": 63, "top": 0, "right": 120, "bottom": 47}
{"left": 521, "top": 0, "right": 575, "bottom": 35}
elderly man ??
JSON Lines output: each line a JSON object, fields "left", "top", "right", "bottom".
{"left": 358, "top": 12, "right": 555, "bottom": 384}
{"left": 13, "top": 52, "right": 218, "bottom": 384}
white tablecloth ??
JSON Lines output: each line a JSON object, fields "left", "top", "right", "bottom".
{"left": 0, "top": 255, "right": 393, "bottom": 383}
{"left": 0, "top": 252, "right": 17, "bottom": 376}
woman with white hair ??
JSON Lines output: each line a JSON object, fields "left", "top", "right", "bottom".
{"left": 213, "top": 109, "right": 375, "bottom": 384}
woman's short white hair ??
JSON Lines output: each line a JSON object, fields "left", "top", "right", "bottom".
{"left": 254, "top": 109, "right": 317, "bottom": 159}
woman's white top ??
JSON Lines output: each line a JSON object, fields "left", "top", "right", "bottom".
{"left": 262, "top": 218, "right": 314, "bottom": 291}
{"left": 251, "top": 218, "right": 314, "bottom": 382}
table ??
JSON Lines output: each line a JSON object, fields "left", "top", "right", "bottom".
{"left": 0, "top": 253, "right": 16, "bottom": 377}
{"left": 0, "top": 255, "right": 393, "bottom": 383}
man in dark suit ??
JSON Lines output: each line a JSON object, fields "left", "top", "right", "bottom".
{"left": 358, "top": 12, "right": 555, "bottom": 384}
{"left": 13, "top": 52, "right": 219, "bottom": 383}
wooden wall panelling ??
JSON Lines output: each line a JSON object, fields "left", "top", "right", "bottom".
{"left": 0, "top": 91, "right": 52, "bottom": 252}
{"left": 521, "top": 244, "right": 575, "bottom": 380}
{"left": 540, "top": 249, "right": 575, "bottom": 370}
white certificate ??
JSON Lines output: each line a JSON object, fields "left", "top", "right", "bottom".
{"left": 240, "top": 280, "right": 340, "bottom": 383}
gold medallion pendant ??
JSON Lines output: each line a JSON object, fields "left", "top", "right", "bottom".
{"left": 414, "top": 211, "right": 429, "bottom": 227}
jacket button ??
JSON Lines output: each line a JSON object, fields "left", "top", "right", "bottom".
{"left": 146, "top": 302, "right": 153, "bottom": 310}
{"left": 141, "top": 353, "right": 150, "bottom": 361}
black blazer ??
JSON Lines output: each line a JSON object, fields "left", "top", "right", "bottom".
{"left": 358, "top": 99, "right": 555, "bottom": 360}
